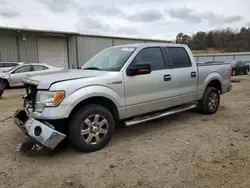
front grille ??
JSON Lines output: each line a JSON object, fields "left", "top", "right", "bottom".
{"left": 24, "top": 83, "right": 37, "bottom": 109}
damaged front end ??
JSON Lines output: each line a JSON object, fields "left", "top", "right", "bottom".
{"left": 14, "top": 83, "right": 66, "bottom": 150}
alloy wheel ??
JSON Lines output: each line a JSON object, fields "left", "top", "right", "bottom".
{"left": 208, "top": 92, "right": 219, "bottom": 111}
{"left": 81, "top": 114, "right": 109, "bottom": 145}
{"left": 0, "top": 80, "right": 5, "bottom": 90}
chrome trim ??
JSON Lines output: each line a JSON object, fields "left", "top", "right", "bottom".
{"left": 14, "top": 108, "right": 66, "bottom": 149}
{"left": 125, "top": 104, "right": 197, "bottom": 126}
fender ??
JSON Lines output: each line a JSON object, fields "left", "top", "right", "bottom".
{"left": 197, "top": 71, "right": 223, "bottom": 99}
{"left": 203, "top": 71, "right": 223, "bottom": 89}
{"left": 0, "top": 76, "right": 11, "bottom": 87}
{"left": 61, "top": 85, "right": 126, "bottom": 117}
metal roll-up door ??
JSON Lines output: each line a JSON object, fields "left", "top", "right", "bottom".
{"left": 37, "top": 37, "right": 68, "bottom": 68}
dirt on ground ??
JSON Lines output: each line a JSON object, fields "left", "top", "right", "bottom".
{"left": 1, "top": 75, "right": 250, "bottom": 188}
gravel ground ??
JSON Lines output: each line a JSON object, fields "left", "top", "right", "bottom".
{"left": 0, "top": 75, "right": 250, "bottom": 188}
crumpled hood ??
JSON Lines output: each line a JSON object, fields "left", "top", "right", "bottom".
{"left": 23, "top": 69, "right": 108, "bottom": 89}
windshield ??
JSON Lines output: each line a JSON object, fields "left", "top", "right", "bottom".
{"left": 81, "top": 46, "right": 136, "bottom": 71}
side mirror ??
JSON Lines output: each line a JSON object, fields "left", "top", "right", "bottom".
{"left": 127, "top": 63, "right": 151, "bottom": 76}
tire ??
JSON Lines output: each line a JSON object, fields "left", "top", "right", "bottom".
{"left": 231, "top": 69, "right": 236, "bottom": 76}
{"left": 68, "top": 104, "right": 115, "bottom": 152}
{"left": 0, "top": 79, "right": 8, "bottom": 89}
{"left": 244, "top": 68, "right": 249, "bottom": 75}
{"left": 0, "top": 80, "right": 5, "bottom": 97}
{"left": 197, "top": 87, "right": 220, "bottom": 114}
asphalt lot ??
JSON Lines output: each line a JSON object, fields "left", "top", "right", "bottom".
{"left": 0, "top": 75, "right": 250, "bottom": 188}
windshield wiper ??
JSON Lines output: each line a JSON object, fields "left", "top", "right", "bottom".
{"left": 83, "top": 67, "right": 101, "bottom": 70}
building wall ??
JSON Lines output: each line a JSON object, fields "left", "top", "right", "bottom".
{"left": 144, "top": 40, "right": 169, "bottom": 43}
{"left": 68, "top": 36, "right": 78, "bottom": 68}
{"left": 76, "top": 36, "right": 170, "bottom": 66}
{"left": 18, "top": 36, "right": 38, "bottom": 63}
{"left": 0, "top": 31, "right": 73, "bottom": 68}
{"left": 77, "top": 36, "right": 113, "bottom": 66}
{"left": 0, "top": 28, "right": 171, "bottom": 68}
{"left": 113, "top": 38, "right": 144, "bottom": 46}
{"left": 0, "top": 35, "right": 18, "bottom": 61}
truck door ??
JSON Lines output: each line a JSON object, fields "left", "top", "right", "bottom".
{"left": 164, "top": 47, "right": 198, "bottom": 106}
{"left": 123, "top": 47, "right": 172, "bottom": 118}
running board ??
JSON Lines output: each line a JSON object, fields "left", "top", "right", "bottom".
{"left": 125, "top": 103, "right": 197, "bottom": 127}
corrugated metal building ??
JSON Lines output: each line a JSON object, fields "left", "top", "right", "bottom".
{"left": 0, "top": 26, "right": 171, "bottom": 69}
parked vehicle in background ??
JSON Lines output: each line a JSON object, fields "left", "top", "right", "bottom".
{"left": 245, "top": 61, "right": 250, "bottom": 67}
{"left": 0, "top": 63, "right": 64, "bottom": 88}
{"left": 14, "top": 43, "right": 232, "bottom": 153}
{"left": 230, "top": 60, "right": 249, "bottom": 76}
{"left": 0, "top": 62, "right": 24, "bottom": 72}
{"left": 0, "top": 81, "right": 4, "bottom": 97}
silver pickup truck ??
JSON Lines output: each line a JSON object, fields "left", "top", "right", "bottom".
{"left": 14, "top": 43, "right": 232, "bottom": 152}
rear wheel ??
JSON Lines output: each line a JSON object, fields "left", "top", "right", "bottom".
{"left": 197, "top": 87, "right": 220, "bottom": 114}
{"left": 244, "top": 68, "right": 249, "bottom": 75}
{"left": 68, "top": 104, "right": 115, "bottom": 152}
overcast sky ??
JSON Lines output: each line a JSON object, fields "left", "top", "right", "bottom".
{"left": 0, "top": 0, "right": 249, "bottom": 40}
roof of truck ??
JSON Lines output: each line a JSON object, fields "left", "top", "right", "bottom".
{"left": 113, "top": 43, "right": 188, "bottom": 48}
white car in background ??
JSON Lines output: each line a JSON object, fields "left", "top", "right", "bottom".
{"left": 0, "top": 63, "right": 64, "bottom": 88}
{"left": 0, "top": 62, "right": 24, "bottom": 72}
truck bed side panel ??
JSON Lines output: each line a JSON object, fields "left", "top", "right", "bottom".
{"left": 197, "top": 63, "right": 231, "bottom": 100}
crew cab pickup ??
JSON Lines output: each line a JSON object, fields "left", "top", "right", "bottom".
{"left": 14, "top": 43, "right": 232, "bottom": 152}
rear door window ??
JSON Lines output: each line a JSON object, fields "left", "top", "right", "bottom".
{"left": 33, "top": 65, "right": 48, "bottom": 71}
{"left": 166, "top": 47, "right": 192, "bottom": 69}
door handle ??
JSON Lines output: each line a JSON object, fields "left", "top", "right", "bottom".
{"left": 164, "top": 74, "right": 171, "bottom": 81}
{"left": 191, "top": 72, "right": 196, "bottom": 78}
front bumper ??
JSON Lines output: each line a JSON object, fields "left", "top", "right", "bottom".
{"left": 14, "top": 108, "right": 66, "bottom": 150}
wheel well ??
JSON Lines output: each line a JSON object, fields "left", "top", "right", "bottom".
{"left": 69, "top": 97, "right": 119, "bottom": 122}
{"left": 0, "top": 79, "right": 10, "bottom": 88}
{"left": 207, "top": 80, "right": 222, "bottom": 93}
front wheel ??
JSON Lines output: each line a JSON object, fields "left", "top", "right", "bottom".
{"left": 244, "top": 68, "right": 249, "bottom": 75}
{"left": 68, "top": 104, "right": 115, "bottom": 152}
{"left": 197, "top": 87, "right": 220, "bottom": 114}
